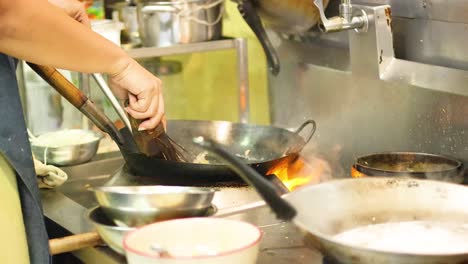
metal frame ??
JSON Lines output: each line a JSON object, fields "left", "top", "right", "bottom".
{"left": 349, "top": 5, "right": 468, "bottom": 97}
{"left": 126, "top": 38, "right": 250, "bottom": 123}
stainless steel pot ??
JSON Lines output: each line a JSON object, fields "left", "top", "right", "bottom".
{"left": 110, "top": 2, "right": 141, "bottom": 46}
{"left": 136, "top": 0, "right": 224, "bottom": 47}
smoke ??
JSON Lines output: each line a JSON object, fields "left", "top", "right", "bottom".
{"left": 300, "top": 142, "right": 347, "bottom": 182}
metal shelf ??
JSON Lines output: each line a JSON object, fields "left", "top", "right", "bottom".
{"left": 126, "top": 38, "right": 250, "bottom": 123}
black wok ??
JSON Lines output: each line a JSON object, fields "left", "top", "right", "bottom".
{"left": 30, "top": 62, "right": 316, "bottom": 185}
{"left": 117, "top": 119, "right": 316, "bottom": 184}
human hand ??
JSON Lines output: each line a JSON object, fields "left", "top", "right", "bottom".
{"left": 49, "top": 0, "right": 90, "bottom": 27}
{"left": 109, "top": 60, "right": 165, "bottom": 131}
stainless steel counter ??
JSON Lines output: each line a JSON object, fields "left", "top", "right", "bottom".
{"left": 41, "top": 153, "right": 325, "bottom": 263}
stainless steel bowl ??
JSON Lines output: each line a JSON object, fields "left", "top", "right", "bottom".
{"left": 88, "top": 207, "right": 135, "bottom": 255}
{"left": 92, "top": 186, "right": 216, "bottom": 227}
{"left": 31, "top": 129, "right": 103, "bottom": 166}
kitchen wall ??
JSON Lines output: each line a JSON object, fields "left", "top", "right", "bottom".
{"left": 266, "top": 0, "right": 468, "bottom": 177}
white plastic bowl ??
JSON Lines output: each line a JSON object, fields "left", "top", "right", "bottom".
{"left": 123, "top": 217, "right": 262, "bottom": 264}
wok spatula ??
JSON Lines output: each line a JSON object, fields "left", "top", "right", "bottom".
{"left": 27, "top": 63, "right": 126, "bottom": 146}
{"left": 28, "top": 63, "right": 185, "bottom": 164}
{"left": 127, "top": 112, "right": 187, "bottom": 161}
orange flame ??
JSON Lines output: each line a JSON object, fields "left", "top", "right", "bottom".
{"left": 351, "top": 165, "right": 366, "bottom": 178}
{"left": 267, "top": 157, "right": 327, "bottom": 191}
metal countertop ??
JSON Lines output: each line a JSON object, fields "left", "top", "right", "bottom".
{"left": 40, "top": 154, "right": 326, "bottom": 263}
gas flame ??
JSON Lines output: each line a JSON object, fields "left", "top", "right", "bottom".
{"left": 267, "top": 156, "right": 330, "bottom": 191}
{"left": 351, "top": 165, "right": 366, "bottom": 178}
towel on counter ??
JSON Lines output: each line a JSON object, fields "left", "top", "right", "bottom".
{"left": 33, "top": 157, "right": 68, "bottom": 189}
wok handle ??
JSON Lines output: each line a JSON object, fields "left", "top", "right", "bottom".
{"left": 27, "top": 64, "right": 87, "bottom": 108}
{"left": 294, "top": 120, "right": 317, "bottom": 145}
{"left": 236, "top": 0, "right": 280, "bottom": 75}
{"left": 49, "top": 231, "right": 102, "bottom": 255}
{"left": 27, "top": 63, "right": 125, "bottom": 145}
{"left": 193, "top": 137, "right": 297, "bottom": 221}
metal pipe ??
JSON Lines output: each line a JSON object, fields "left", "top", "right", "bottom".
{"left": 235, "top": 38, "right": 250, "bottom": 124}
{"left": 79, "top": 73, "right": 92, "bottom": 130}
{"left": 314, "top": 0, "right": 368, "bottom": 33}
{"left": 91, "top": 73, "right": 132, "bottom": 131}
{"left": 340, "top": 0, "right": 352, "bottom": 22}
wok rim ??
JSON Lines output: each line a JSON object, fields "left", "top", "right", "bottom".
{"left": 91, "top": 185, "right": 216, "bottom": 195}
{"left": 355, "top": 151, "right": 463, "bottom": 175}
{"left": 88, "top": 206, "right": 135, "bottom": 231}
{"left": 166, "top": 119, "right": 311, "bottom": 165}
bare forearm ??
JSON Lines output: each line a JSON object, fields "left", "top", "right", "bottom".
{"left": 0, "top": 0, "right": 129, "bottom": 75}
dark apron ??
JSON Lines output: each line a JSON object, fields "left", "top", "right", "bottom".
{"left": 0, "top": 54, "right": 50, "bottom": 263}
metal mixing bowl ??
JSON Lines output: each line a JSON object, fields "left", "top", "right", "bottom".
{"left": 31, "top": 129, "right": 103, "bottom": 166}
{"left": 88, "top": 206, "right": 135, "bottom": 254}
{"left": 92, "top": 186, "right": 216, "bottom": 227}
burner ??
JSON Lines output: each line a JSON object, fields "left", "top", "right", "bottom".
{"left": 104, "top": 165, "right": 248, "bottom": 187}
{"left": 104, "top": 165, "right": 289, "bottom": 193}
{"left": 323, "top": 257, "right": 340, "bottom": 264}
{"left": 103, "top": 165, "right": 264, "bottom": 210}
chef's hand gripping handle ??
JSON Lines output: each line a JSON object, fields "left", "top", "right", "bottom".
{"left": 193, "top": 137, "right": 297, "bottom": 221}
{"left": 27, "top": 63, "right": 125, "bottom": 145}
{"left": 237, "top": 0, "right": 280, "bottom": 75}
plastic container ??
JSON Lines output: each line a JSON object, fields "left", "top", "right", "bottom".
{"left": 91, "top": 19, "right": 124, "bottom": 46}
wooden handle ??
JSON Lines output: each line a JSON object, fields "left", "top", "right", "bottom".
{"left": 49, "top": 232, "right": 102, "bottom": 255}
{"left": 27, "top": 63, "right": 87, "bottom": 108}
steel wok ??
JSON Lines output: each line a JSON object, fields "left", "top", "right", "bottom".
{"left": 288, "top": 178, "right": 468, "bottom": 263}
{"left": 232, "top": 0, "right": 330, "bottom": 75}
{"left": 118, "top": 119, "right": 316, "bottom": 184}
{"left": 197, "top": 139, "right": 468, "bottom": 264}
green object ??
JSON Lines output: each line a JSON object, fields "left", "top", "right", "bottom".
{"left": 87, "top": 0, "right": 104, "bottom": 19}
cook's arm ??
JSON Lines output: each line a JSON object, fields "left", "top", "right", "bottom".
{"left": 0, "top": 0, "right": 164, "bottom": 130}
{"left": 0, "top": 0, "right": 128, "bottom": 75}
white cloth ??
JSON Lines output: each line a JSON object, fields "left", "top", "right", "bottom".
{"left": 33, "top": 157, "right": 68, "bottom": 189}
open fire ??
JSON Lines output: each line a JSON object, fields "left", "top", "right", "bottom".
{"left": 351, "top": 165, "right": 365, "bottom": 178}
{"left": 267, "top": 156, "right": 331, "bottom": 191}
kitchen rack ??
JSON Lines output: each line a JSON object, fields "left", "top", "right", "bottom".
{"left": 126, "top": 38, "right": 250, "bottom": 123}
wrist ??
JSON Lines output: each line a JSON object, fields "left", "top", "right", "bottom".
{"left": 108, "top": 55, "right": 134, "bottom": 79}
